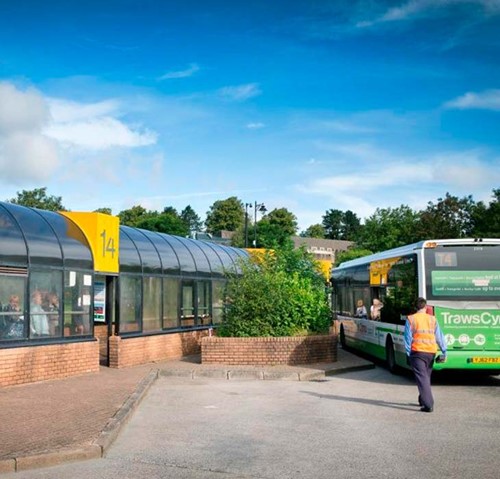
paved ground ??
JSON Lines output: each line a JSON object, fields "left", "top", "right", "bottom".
{"left": 0, "top": 349, "right": 374, "bottom": 474}
{"left": 2, "top": 365, "right": 499, "bottom": 479}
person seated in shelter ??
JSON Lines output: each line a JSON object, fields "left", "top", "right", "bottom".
{"left": 2, "top": 294, "right": 24, "bottom": 338}
{"left": 370, "top": 298, "right": 383, "bottom": 321}
{"left": 355, "top": 299, "right": 367, "bottom": 319}
{"left": 45, "top": 292, "right": 60, "bottom": 336}
{"left": 30, "top": 290, "right": 49, "bottom": 336}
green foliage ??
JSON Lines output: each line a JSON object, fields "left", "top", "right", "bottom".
{"left": 322, "top": 209, "right": 361, "bottom": 241}
{"left": 218, "top": 245, "right": 331, "bottom": 337}
{"left": 8, "top": 187, "right": 66, "bottom": 211}
{"left": 335, "top": 248, "right": 373, "bottom": 266}
{"left": 256, "top": 207, "right": 298, "bottom": 248}
{"left": 357, "top": 205, "right": 420, "bottom": 251}
{"left": 180, "top": 205, "right": 202, "bottom": 233}
{"left": 301, "top": 223, "right": 325, "bottom": 238}
{"left": 472, "top": 189, "right": 500, "bottom": 237}
{"left": 136, "top": 211, "right": 189, "bottom": 236}
{"left": 205, "top": 196, "right": 244, "bottom": 234}
{"left": 94, "top": 207, "right": 112, "bottom": 215}
{"left": 118, "top": 205, "right": 150, "bottom": 227}
{"left": 417, "top": 193, "right": 476, "bottom": 239}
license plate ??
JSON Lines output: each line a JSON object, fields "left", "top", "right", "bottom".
{"left": 469, "top": 357, "right": 500, "bottom": 364}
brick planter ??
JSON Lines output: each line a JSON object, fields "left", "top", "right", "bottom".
{"left": 201, "top": 334, "right": 338, "bottom": 366}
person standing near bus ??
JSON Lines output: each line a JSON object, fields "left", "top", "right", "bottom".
{"left": 405, "top": 297, "right": 447, "bottom": 413}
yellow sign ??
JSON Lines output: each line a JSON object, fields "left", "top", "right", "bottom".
{"left": 61, "top": 212, "right": 120, "bottom": 273}
{"left": 369, "top": 257, "right": 401, "bottom": 286}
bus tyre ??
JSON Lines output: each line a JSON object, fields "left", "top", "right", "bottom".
{"left": 340, "top": 325, "right": 347, "bottom": 350}
{"left": 386, "top": 338, "right": 397, "bottom": 374}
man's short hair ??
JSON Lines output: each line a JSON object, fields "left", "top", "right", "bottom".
{"left": 416, "top": 297, "right": 427, "bottom": 310}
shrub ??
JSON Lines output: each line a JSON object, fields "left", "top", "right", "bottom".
{"left": 218, "top": 245, "right": 331, "bottom": 337}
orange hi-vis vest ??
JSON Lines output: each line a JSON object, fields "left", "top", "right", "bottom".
{"left": 408, "top": 312, "right": 438, "bottom": 354}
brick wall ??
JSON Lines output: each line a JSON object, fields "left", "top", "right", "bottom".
{"left": 108, "top": 330, "right": 207, "bottom": 368}
{"left": 0, "top": 341, "right": 99, "bottom": 387}
{"left": 201, "top": 334, "right": 338, "bottom": 366}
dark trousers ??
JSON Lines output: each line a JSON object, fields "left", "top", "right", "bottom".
{"left": 409, "top": 352, "right": 435, "bottom": 409}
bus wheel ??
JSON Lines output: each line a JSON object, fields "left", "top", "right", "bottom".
{"left": 386, "top": 338, "right": 397, "bottom": 374}
{"left": 340, "top": 325, "right": 347, "bottom": 349}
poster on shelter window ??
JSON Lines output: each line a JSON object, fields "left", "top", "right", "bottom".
{"left": 94, "top": 281, "right": 106, "bottom": 322}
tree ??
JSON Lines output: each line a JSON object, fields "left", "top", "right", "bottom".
{"left": 205, "top": 197, "right": 244, "bottom": 234}
{"left": 94, "top": 207, "right": 112, "bottom": 215}
{"left": 471, "top": 188, "right": 500, "bottom": 238}
{"left": 180, "top": 205, "right": 203, "bottom": 233}
{"left": 136, "top": 211, "right": 189, "bottom": 236}
{"left": 257, "top": 208, "right": 298, "bottom": 248}
{"left": 322, "top": 209, "right": 361, "bottom": 240}
{"left": 358, "top": 205, "right": 420, "bottom": 252}
{"left": 301, "top": 224, "right": 325, "bottom": 238}
{"left": 322, "top": 209, "right": 343, "bottom": 239}
{"left": 8, "top": 187, "right": 66, "bottom": 211}
{"left": 117, "top": 205, "right": 153, "bottom": 227}
{"left": 417, "top": 193, "right": 476, "bottom": 239}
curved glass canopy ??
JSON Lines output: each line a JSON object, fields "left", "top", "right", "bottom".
{"left": 119, "top": 227, "right": 248, "bottom": 277}
{"left": 0, "top": 202, "right": 93, "bottom": 269}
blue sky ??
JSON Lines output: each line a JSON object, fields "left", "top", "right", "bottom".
{"left": 0, "top": 0, "right": 499, "bottom": 231}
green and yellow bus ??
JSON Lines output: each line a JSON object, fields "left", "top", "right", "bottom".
{"left": 331, "top": 239, "right": 500, "bottom": 373}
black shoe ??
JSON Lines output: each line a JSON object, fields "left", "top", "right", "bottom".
{"left": 420, "top": 406, "right": 433, "bottom": 413}
{"left": 418, "top": 396, "right": 423, "bottom": 407}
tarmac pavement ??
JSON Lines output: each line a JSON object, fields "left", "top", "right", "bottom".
{"left": 0, "top": 349, "right": 374, "bottom": 474}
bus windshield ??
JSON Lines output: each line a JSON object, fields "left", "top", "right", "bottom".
{"left": 424, "top": 244, "right": 500, "bottom": 301}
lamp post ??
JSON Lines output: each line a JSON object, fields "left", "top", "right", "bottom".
{"left": 253, "top": 201, "right": 267, "bottom": 248}
{"left": 244, "top": 202, "right": 252, "bottom": 248}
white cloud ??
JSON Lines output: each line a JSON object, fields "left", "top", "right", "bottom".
{"left": 218, "top": 83, "right": 261, "bottom": 101}
{"left": 44, "top": 97, "right": 157, "bottom": 150}
{"left": 444, "top": 89, "right": 500, "bottom": 110}
{"left": 159, "top": 63, "right": 200, "bottom": 80}
{"left": 0, "top": 81, "right": 158, "bottom": 186}
{"left": 357, "top": 0, "right": 500, "bottom": 28}
{"left": 46, "top": 116, "right": 157, "bottom": 150}
{"left": 0, "top": 82, "right": 59, "bottom": 182}
{"left": 246, "top": 122, "right": 265, "bottom": 129}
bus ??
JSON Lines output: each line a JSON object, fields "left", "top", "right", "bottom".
{"left": 331, "top": 238, "right": 500, "bottom": 373}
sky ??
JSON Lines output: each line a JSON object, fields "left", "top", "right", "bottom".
{"left": 0, "top": 0, "right": 499, "bottom": 232}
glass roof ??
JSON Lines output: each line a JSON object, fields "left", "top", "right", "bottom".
{"left": 0, "top": 201, "right": 93, "bottom": 269}
{"left": 119, "top": 226, "right": 248, "bottom": 277}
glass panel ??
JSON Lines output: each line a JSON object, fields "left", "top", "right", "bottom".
{"left": 197, "top": 280, "right": 211, "bottom": 325}
{"left": 64, "top": 271, "right": 93, "bottom": 337}
{"left": 181, "top": 281, "right": 195, "bottom": 327}
{"left": 5, "top": 203, "right": 63, "bottom": 267}
{"left": 119, "top": 276, "right": 141, "bottom": 332}
{"left": 185, "top": 238, "right": 211, "bottom": 275}
{"left": 212, "top": 280, "right": 225, "bottom": 325}
{"left": 199, "top": 241, "right": 226, "bottom": 276}
{"left": 165, "top": 236, "right": 196, "bottom": 274}
{"left": 29, "top": 270, "right": 63, "bottom": 338}
{"left": 143, "top": 276, "right": 161, "bottom": 331}
{"left": 148, "top": 233, "right": 181, "bottom": 274}
{"left": 123, "top": 227, "right": 162, "bottom": 274}
{"left": 163, "top": 278, "right": 179, "bottom": 329}
{"left": 0, "top": 275, "right": 27, "bottom": 340}
{"left": 119, "top": 229, "right": 142, "bottom": 274}
{"left": 0, "top": 204, "right": 28, "bottom": 266}
{"left": 425, "top": 245, "right": 500, "bottom": 300}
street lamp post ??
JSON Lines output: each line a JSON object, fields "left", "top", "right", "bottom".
{"left": 244, "top": 202, "right": 252, "bottom": 248}
{"left": 253, "top": 201, "right": 267, "bottom": 248}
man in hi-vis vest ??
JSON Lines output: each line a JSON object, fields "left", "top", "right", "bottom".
{"left": 404, "top": 297, "right": 447, "bottom": 413}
